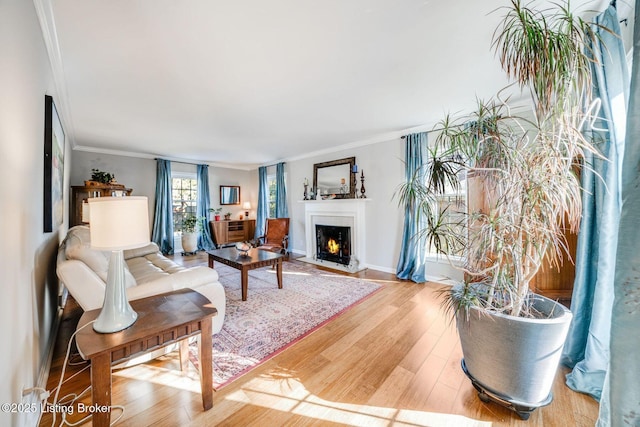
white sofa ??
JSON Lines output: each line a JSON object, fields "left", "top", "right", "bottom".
{"left": 57, "top": 226, "right": 226, "bottom": 334}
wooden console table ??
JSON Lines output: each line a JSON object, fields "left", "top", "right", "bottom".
{"left": 209, "top": 219, "right": 256, "bottom": 248}
{"left": 75, "top": 289, "right": 217, "bottom": 427}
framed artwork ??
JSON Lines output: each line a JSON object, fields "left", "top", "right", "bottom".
{"left": 43, "top": 95, "right": 65, "bottom": 232}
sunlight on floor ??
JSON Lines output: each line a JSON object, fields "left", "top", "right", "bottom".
{"left": 113, "top": 362, "right": 202, "bottom": 394}
{"left": 224, "top": 376, "right": 492, "bottom": 427}
{"left": 111, "top": 355, "right": 491, "bottom": 426}
{"left": 264, "top": 270, "right": 312, "bottom": 277}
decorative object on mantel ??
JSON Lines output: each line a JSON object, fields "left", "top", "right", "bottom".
{"left": 235, "top": 241, "right": 251, "bottom": 256}
{"left": 303, "top": 178, "right": 309, "bottom": 200}
{"left": 359, "top": 170, "right": 366, "bottom": 198}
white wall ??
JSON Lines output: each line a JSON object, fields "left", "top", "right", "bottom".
{"left": 0, "top": 1, "right": 67, "bottom": 425}
{"left": 70, "top": 152, "right": 255, "bottom": 233}
{"left": 286, "top": 138, "right": 406, "bottom": 272}
{"left": 285, "top": 137, "right": 463, "bottom": 281}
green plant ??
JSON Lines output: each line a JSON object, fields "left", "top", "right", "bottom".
{"left": 208, "top": 207, "right": 222, "bottom": 215}
{"left": 396, "top": 0, "right": 603, "bottom": 318}
{"left": 182, "top": 215, "right": 205, "bottom": 233}
{"left": 90, "top": 169, "right": 115, "bottom": 184}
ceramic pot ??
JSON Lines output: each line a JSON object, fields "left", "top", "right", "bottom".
{"left": 456, "top": 291, "right": 572, "bottom": 407}
{"left": 181, "top": 232, "right": 198, "bottom": 253}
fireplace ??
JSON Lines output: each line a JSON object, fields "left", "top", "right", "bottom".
{"left": 316, "top": 224, "right": 351, "bottom": 266}
{"left": 301, "top": 199, "right": 369, "bottom": 273}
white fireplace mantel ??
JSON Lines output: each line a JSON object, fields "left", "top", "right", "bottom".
{"left": 299, "top": 199, "right": 371, "bottom": 272}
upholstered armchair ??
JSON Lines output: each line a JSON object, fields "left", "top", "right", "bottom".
{"left": 256, "top": 218, "right": 289, "bottom": 257}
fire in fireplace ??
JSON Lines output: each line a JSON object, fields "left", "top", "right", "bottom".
{"left": 316, "top": 224, "right": 351, "bottom": 266}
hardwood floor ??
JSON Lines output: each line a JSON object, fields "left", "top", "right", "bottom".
{"left": 40, "top": 252, "right": 598, "bottom": 426}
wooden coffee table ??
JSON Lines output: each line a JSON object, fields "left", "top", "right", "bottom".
{"left": 75, "top": 289, "right": 217, "bottom": 427}
{"left": 207, "top": 247, "right": 283, "bottom": 301}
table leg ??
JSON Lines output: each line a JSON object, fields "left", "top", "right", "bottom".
{"left": 208, "top": 255, "right": 214, "bottom": 269}
{"left": 90, "top": 352, "right": 112, "bottom": 427}
{"left": 199, "top": 319, "right": 213, "bottom": 410}
{"left": 241, "top": 267, "right": 248, "bottom": 301}
{"left": 179, "top": 339, "right": 189, "bottom": 372}
{"left": 276, "top": 259, "right": 283, "bottom": 289}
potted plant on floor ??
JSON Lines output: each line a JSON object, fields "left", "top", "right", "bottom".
{"left": 396, "top": 0, "right": 605, "bottom": 419}
{"left": 181, "top": 215, "right": 204, "bottom": 254}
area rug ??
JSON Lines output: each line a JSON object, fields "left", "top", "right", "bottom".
{"left": 190, "top": 262, "right": 382, "bottom": 389}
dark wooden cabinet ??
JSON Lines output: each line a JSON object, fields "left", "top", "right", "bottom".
{"left": 70, "top": 185, "right": 133, "bottom": 227}
{"left": 209, "top": 219, "right": 256, "bottom": 247}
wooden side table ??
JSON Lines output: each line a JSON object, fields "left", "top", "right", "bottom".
{"left": 75, "top": 289, "right": 217, "bottom": 427}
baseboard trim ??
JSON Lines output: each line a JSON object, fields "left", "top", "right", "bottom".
{"left": 31, "top": 304, "right": 64, "bottom": 427}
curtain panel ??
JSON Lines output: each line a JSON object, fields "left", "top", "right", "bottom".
{"left": 275, "top": 162, "right": 288, "bottom": 218}
{"left": 196, "top": 164, "right": 215, "bottom": 251}
{"left": 562, "top": 5, "right": 629, "bottom": 402}
{"left": 255, "top": 166, "right": 269, "bottom": 239}
{"left": 396, "top": 132, "right": 428, "bottom": 282}
{"left": 597, "top": 1, "right": 640, "bottom": 424}
{"left": 151, "top": 159, "right": 174, "bottom": 255}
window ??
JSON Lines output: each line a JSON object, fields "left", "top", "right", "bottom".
{"left": 267, "top": 172, "right": 277, "bottom": 218}
{"left": 266, "top": 167, "right": 287, "bottom": 218}
{"left": 430, "top": 188, "right": 467, "bottom": 257}
{"left": 172, "top": 174, "right": 197, "bottom": 240}
{"left": 426, "top": 141, "right": 467, "bottom": 258}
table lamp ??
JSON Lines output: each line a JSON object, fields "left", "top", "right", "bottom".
{"left": 243, "top": 202, "right": 251, "bottom": 218}
{"left": 88, "top": 196, "right": 150, "bottom": 333}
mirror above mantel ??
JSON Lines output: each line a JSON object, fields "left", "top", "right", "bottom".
{"left": 313, "top": 157, "right": 357, "bottom": 199}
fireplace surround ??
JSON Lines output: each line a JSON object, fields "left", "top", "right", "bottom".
{"left": 300, "top": 199, "right": 370, "bottom": 273}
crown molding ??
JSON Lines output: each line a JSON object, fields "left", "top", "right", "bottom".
{"left": 33, "top": 0, "right": 77, "bottom": 148}
{"left": 72, "top": 145, "right": 257, "bottom": 171}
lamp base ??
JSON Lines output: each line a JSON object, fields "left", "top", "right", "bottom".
{"left": 93, "top": 250, "right": 138, "bottom": 333}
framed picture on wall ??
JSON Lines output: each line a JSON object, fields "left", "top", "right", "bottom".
{"left": 43, "top": 95, "right": 65, "bottom": 232}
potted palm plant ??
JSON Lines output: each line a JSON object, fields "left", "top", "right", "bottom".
{"left": 181, "top": 215, "right": 204, "bottom": 254}
{"left": 396, "top": 0, "right": 605, "bottom": 418}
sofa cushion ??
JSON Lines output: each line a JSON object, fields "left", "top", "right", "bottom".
{"left": 64, "top": 226, "right": 137, "bottom": 288}
{"left": 125, "top": 253, "right": 184, "bottom": 284}
{"left": 123, "top": 242, "right": 161, "bottom": 260}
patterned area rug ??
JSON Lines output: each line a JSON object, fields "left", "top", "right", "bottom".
{"left": 191, "top": 261, "right": 382, "bottom": 388}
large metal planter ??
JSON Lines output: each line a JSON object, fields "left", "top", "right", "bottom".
{"left": 456, "top": 292, "right": 572, "bottom": 418}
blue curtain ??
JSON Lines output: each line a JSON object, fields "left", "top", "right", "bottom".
{"left": 275, "top": 162, "right": 288, "bottom": 218}
{"left": 396, "top": 132, "right": 428, "bottom": 282}
{"left": 597, "top": 2, "right": 640, "bottom": 424}
{"left": 255, "top": 166, "right": 269, "bottom": 239}
{"left": 561, "top": 5, "right": 629, "bottom": 402}
{"left": 151, "top": 159, "right": 174, "bottom": 255}
{"left": 196, "top": 164, "right": 215, "bottom": 251}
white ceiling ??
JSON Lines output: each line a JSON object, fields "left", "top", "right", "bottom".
{"left": 46, "top": 0, "right": 622, "bottom": 169}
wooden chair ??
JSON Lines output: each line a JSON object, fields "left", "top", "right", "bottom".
{"left": 256, "top": 218, "right": 289, "bottom": 257}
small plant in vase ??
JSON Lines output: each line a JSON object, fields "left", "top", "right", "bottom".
{"left": 86, "top": 169, "right": 116, "bottom": 186}
{"left": 209, "top": 207, "right": 222, "bottom": 221}
{"left": 224, "top": 212, "right": 232, "bottom": 221}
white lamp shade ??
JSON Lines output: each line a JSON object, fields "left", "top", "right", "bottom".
{"left": 243, "top": 202, "right": 251, "bottom": 210}
{"left": 88, "top": 196, "right": 150, "bottom": 250}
